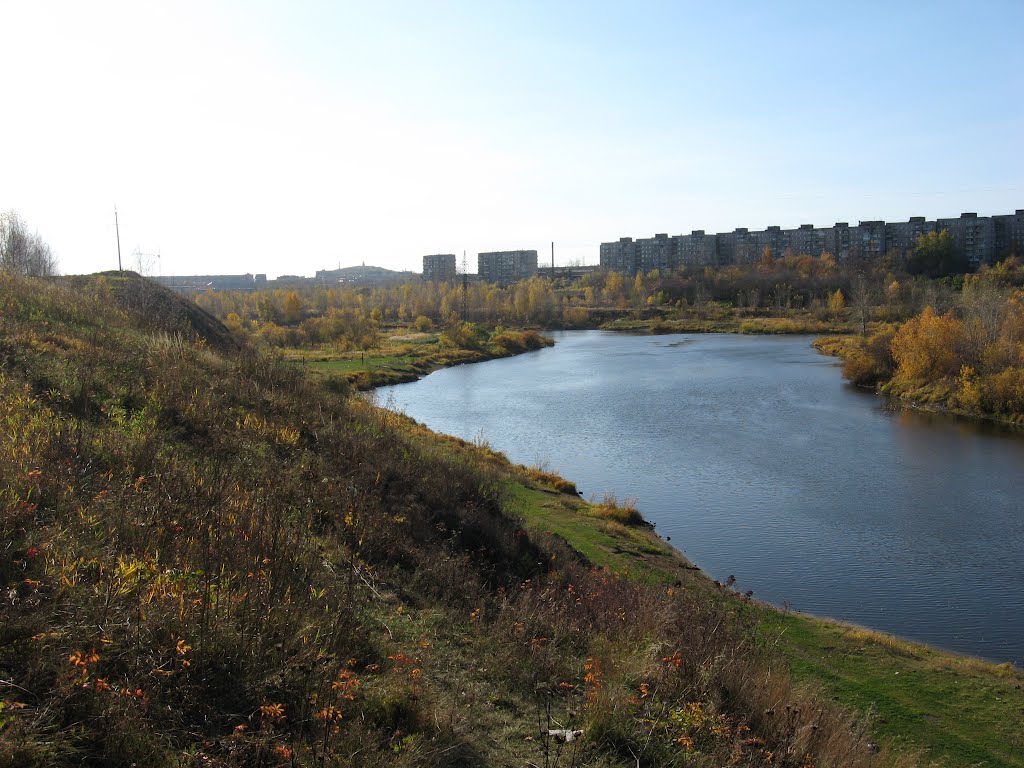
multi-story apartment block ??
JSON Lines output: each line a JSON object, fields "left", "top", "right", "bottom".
{"left": 422, "top": 253, "right": 457, "bottom": 282}
{"left": 936, "top": 213, "right": 996, "bottom": 268}
{"left": 600, "top": 210, "right": 1023, "bottom": 274}
{"left": 600, "top": 238, "right": 637, "bottom": 274}
{"left": 477, "top": 249, "right": 538, "bottom": 284}
{"left": 824, "top": 222, "right": 852, "bottom": 259}
{"left": 885, "top": 216, "right": 932, "bottom": 257}
{"left": 791, "top": 224, "right": 826, "bottom": 258}
{"left": 677, "top": 230, "right": 718, "bottom": 268}
{"left": 851, "top": 220, "right": 887, "bottom": 259}
{"left": 994, "top": 210, "right": 1024, "bottom": 258}
{"left": 636, "top": 233, "right": 675, "bottom": 272}
{"left": 717, "top": 228, "right": 757, "bottom": 264}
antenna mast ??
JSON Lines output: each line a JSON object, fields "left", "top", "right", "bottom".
{"left": 114, "top": 207, "right": 123, "bottom": 272}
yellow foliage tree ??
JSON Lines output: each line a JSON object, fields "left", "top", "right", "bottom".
{"left": 827, "top": 289, "right": 846, "bottom": 316}
{"left": 282, "top": 291, "right": 304, "bottom": 325}
{"left": 890, "top": 306, "right": 967, "bottom": 382}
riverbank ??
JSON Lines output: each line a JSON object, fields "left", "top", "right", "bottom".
{"left": 379, "top": 333, "right": 1024, "bottom": 768}
{"left": 813, "top": 333, "right": 1024, "bottom": 428}
{"left": 470, "top": 439, "right": 1024, "bottom": 768}
{"left": 283, "top": 327, "right": 552, "bottom": 390}
{"left": 600, "top": 312, "right": 850, "bottom": 336}
{"left": 20, "top": 272, "right": 918, "bottom": 766}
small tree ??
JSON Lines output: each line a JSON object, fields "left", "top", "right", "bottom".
{"left": 0, "top": 210, "right": 58, "bottom": 276}
{"left": 850, "top": 273, "right": 873, "bottom": 336}
{"left": 907, "top": 230, "right": 968, "bottom": 278}
{"left": 826, "top": 288, "right": 846, "bottom": 317}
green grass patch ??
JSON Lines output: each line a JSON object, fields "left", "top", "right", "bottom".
{"left": 759, "top": 612, "right": 1024, "bottom": 767}
{"left": 504, "top": 482, "right": 694, "bottom": 587}
{"left": 301, "top": 354, "right": 421, "bottom": 375}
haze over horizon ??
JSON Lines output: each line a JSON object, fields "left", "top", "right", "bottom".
{"left": 2, "top": 1, "right": 1021, "bottom": 279}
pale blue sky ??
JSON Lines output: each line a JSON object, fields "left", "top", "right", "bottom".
{"left": 1, "top": 1, "right": 1021, "bottom": 276}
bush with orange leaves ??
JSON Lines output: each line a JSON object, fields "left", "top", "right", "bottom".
{"left": 890, "top": 305, "right": 968, "bottom": 383}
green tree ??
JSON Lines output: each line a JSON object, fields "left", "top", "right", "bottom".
{"left": 907, "top": 231, "right": 968, "bottom": 278}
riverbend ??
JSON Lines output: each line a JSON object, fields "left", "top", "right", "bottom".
{"left": 378, "top": 330, "right": 1024, "bottom": 666}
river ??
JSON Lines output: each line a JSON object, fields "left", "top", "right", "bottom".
{"left": 376, "top": 331, "right": 1024, "bottom": 666}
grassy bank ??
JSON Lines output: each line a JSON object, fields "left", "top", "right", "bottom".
{"left": 282, "top": 327, "right": 552, "bottom": 390}
{"left": 493, "top": 455, "right": 1024, "bottom": 768}
{"left": 399, "top": 415, "right": 1024, "bottom": 767}
{"left": 600, "top": 307, "right": 851, "bottom": 336}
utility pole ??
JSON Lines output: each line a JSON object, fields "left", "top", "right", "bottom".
{"left": 114, "top": 207, "right": 123, "bottom": 272}
{"left": 461, "top": 250, "right": 468, "bottom": 323}
{"left": 551, "top": 241, "right": 555, "bottom": 277}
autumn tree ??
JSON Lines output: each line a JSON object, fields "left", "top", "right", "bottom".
{"left": 890, "top": 306, "right": 967, "bottom": 382}
{"left": 826, "top": 288, "right": 846, "bottom": 317}
{"left": 0, "top": 210, "right": 58, "bottom": 276}
{"left": 282, "top": 291, "right": 304, "bottom": 325}
{"left": 958, "top": 275, "right": 1009, "bottom": 357}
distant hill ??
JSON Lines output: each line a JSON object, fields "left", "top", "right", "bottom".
{"left": 313, "top": 265, "right": 417, "bottom": 284}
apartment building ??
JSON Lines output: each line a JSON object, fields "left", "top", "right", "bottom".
{"left": 601, "top": 210, "right": 1024, "bottom": 274}
{"left": 677, "top": 230, "right": 718, "bottom": 268}
{"left": 422, "top": 253, "right": 457, "bottom": 282}
{"left": 636, "top": 233, "right": 675, "bottom": 272}
{"left": 599, "top": 238, "right": 637, "bottom": 274}
{"left": 477, "top": 249, "right": 539, "bottom": 284}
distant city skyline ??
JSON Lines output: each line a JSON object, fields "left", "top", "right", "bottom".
{"left": 2, "top": 1, "right": 1021, "bottom": 278}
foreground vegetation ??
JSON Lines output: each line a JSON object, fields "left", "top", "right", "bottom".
{"left": 505, "top": 475, "right": 1024, "bottom": 768}
{"left": 814, "top": 262, "right": 1024, "bottom": 423}
{"left": 2, "top": 271, "right": 1022, "bottom": 766}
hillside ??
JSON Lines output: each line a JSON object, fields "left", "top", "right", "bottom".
{"left": 0, "top": 270, "right": 1005, "bottom": 767}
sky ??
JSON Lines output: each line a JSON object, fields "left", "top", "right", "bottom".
{"left": 1, "top": 1, "right": 1022, "bottom": 278}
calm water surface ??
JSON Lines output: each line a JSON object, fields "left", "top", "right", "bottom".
{"left": 377, "top": 331, "right": 1024, "bottom": 665}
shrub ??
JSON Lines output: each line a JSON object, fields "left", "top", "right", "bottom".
{"left": 589, "top": 494, "right": 646, "bottom": 526}
{"left": 982, "top": 367, "right": 1024, "bottom": 416}
{"left": 891, "top": 306, "right": 967, "bottom": 382}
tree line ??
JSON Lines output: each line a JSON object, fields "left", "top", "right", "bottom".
{"left": 0, "top": 211, "right": 58, "bottom": 277}
{"left": 827, "top": 259, "right": 1024, "bottom": 419}
{"left": 194, "top": 233, "right": 1014, "bottom": 349}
